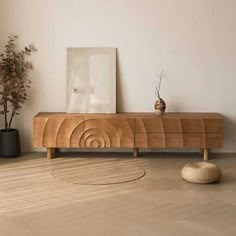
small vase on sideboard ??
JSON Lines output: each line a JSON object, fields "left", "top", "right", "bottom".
{"left": 154, "top": 98, "right": 166, "bottom": 115}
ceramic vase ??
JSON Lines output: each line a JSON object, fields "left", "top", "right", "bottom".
{"left": 155, "top": 98, "right": 166, "bottom": 115}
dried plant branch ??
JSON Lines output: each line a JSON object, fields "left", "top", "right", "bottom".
{"left": 155, "top": 70, "right": 165, "bottom": 99}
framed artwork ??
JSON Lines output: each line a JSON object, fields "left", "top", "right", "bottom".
{"left": 67, "top": 47, "right": 116, "bottom": 113}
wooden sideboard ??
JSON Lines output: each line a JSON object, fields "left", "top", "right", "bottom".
{"left": 33, "top": 112, "right": 224, "bottom": 160}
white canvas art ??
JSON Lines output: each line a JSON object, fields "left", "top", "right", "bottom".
{"left": 67, "top": 48, "right": 116, "bottom": 113}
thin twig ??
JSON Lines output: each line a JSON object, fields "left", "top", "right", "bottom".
{"left": 155, "top": 70, "right": 165, "bottom": 99}
{"left": 8, "top": 107, "right": 15, "bottom": 129}
{"left": 4, "top": 96, "right": 8, "bottom": 130}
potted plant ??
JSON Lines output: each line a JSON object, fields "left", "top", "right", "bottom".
{"left": 0, "top": 36, "right": 36, "bottom": 157}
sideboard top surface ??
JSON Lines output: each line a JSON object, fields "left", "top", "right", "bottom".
{"left": 34, "top": 112, "right": 223, "bottom": 119}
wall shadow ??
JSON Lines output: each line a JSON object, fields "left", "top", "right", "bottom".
{"left": 116, "top": 49, "right": 124, "bottom": 113}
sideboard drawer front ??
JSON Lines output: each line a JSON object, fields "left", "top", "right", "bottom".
{"left": 182, "top": 134, "right": 205, "bottom": 148}
{"left": 204, "top": 119, "right": 224, "bottom": 133}
{"left": 33, "top": 117, "right": 48, "bottom": 147}
{"left": 56, "top": 117, "right": 83, "bottom": 147}
{"left": 136, "top": 133, "right": 165, "bottom": 148}
{"left": 180, "top": 119, "right": 204, "bottom": 133}
{"left": 205, "top": 134, "right": 223, "bottom": 147}
{"left": 165, "top": 133, "right": 183, "bottom": 148}
{"left": 136, "top": 133, "right": 223, "bottom": 149}
{"left": 162, "top": 119, "right": 182, "bottom": 133}
{"left": 83, "top": 118, "right": 135, "bottom": 148}
{"left": 136, "top": 117, "right": 223, "bottom": 134}
{"left": 137, "top": 118, "right": 183, "bottom": 133}
{"left": 136, "top": 133, "right": 183, "bottom": 148}
{"left": 43, "top": 118, "right": 66, "bottom": 147}
{"left": 34, "top": 117, "right": 83, "bottom": 147}
{"left": 136, "top": 118, "right": 164, "bottom": 133}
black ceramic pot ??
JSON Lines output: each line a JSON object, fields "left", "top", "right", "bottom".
{"left": 0, "top": 129, "right": 21, "bottom": 157}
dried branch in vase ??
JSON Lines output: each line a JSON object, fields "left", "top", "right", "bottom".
{"left": 154, "top": 70, "right": 166, "bottom": 115}
{"left": 155, "top": 70, "right": 165, "bottom": 99}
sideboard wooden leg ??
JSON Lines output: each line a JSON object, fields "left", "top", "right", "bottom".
{"left": 133, "top": 148, "right": 139, "bottom": 157}
{"left": 203, "top": 148, "right": 208, "bottom": 161}
{"left": 47, "top": 148, "right": 55, "bottom": 159}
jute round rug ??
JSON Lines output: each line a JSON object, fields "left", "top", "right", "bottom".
{"left": 50, "top": 158, "right": 146, "bottom": 185}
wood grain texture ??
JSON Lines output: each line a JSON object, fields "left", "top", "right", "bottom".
{"left": 82, "top": 118, "right": 135, "bottom": 148}
{"left": 47, "top": 148, "right": 55, "bottom": 159}
{"left": 34, "top": 114, "right": 135, "bottom": 148}
{"left": 135, "top": 116, "right": 223, "bottom": 148}
{"left": 33, "top": 112, "right": 224, "bottom": 156}
{"left": 0, "top": 153, "right": 235, "bottom": 235}
{"left": 34, "top": 116, "right": 83, "bottom": 147}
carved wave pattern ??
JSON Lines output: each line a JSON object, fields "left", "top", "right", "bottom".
{"left": 81, "top": 118, "right": 135, "bottom": 148}
{"left": 34, "top": 116, "right": 222, "bottom": 149}
{"left": 37, "top": 117, "right": 135, "bottom": 148}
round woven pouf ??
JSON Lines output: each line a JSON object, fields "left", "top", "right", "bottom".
{"left": 181, "top": 162, "right": 222, "bottom": 184}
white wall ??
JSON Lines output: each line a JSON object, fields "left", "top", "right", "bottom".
{"left": 0, "top": 0, "right": 236, "bottom": 152}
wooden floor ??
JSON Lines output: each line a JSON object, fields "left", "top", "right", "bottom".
{"left": 0, "top": 152, "right": 235, "bottom": 236}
